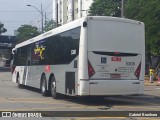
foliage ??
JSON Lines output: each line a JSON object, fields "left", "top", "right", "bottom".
{"left": 126, "top": 0, "right": 160, "bottom": 55}
{"left": 89, "top": 0, "right": 121, "bottom": 17}
{"left": 0, "top": 22, "right": 7, "bottom": 35}
{"left": 89, "top": 0, "right": 160, "bottom": 56}
{"left": 16, "top": 25, "right": 40, "bottom": 43}
{"left": 44, "top": 19, "right": 57, "bottom": 32}
{"left": 16, "top": 19, "right": 59, "bottom": 43}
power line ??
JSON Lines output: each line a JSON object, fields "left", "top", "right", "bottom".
{"left": 0, "top": 10, "right": 66, "bottom": 14}
{"left": 1, "top": 1, "right": 54, "bottom": 32}
{"left": 29, "top": 14, "right": 41, "bottom": 25}
{"left": 28, "top": 1, "right": 53, "bottom": 26}
{"left": 0, "top": 11, "right": 37, "bottom": 13}
{"left": 0, "top": 20, "right": 38, "bottom": 23}
{"left": 43, "top": 1, "right": 53, "bottom": 12}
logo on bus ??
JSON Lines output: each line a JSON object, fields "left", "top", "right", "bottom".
{"left": 34, "top": 44, "right": 46, "bottom": 59}
{"left": 101, "top": 57, "right": 107, "bottom": 64}
{"left": 111, "top": 57, "right": 121, "bottom": 62}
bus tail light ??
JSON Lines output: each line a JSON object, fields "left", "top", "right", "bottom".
{"left": 134, "top": 62, "right": 141, "bottom": 79}
{"left": 88, "top": 60, "right": 95, "bottom": 78}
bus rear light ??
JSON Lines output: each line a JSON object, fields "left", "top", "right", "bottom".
{"left": 88, "top": 60, "right": 95, "bottom": 78}
{"left": 134, "top": 62, "right": 141, "bottom": 79}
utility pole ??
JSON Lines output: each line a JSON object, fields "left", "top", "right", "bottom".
{"left": 45, "top": 12, "right": 47, "bottom": 31}
{"left": 121, "top": 0, "right": 125, "bottom": 18}
{"left": 80, "top": 0, "right": 82, "bottom": 18}
{"left": 41, "top": 3, "right": 44, "bottom": 33}
{"left": 71, "top": 0, "right": 74, "bottom": 21}
{"left": 56, "top": 2, "right": 58, "bottom": 27}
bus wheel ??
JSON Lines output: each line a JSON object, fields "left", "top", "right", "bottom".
{"left": 17, "top": 74, "right": 22, "bottom": 88}
{"left": 50, "top": 77, "right": 60, "bottom": 99}
{"left": 41, "top": 75, "right": 48, "bottom": 96}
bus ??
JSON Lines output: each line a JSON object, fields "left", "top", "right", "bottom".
{"left": 11, "top": 16, "right": 145, "bottom": 99}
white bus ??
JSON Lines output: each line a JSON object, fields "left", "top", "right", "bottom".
{"left": 11, "top": 16, "right": 145, "bottom": 99}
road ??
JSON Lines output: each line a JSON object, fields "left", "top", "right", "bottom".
{"left": 0, "top": 61, "right": 160, "bottom": 120}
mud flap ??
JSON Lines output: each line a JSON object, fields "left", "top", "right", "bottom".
{"left": 65, "top": 72, "right": 75, "bottom": 95}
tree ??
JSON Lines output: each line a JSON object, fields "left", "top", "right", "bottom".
{"left": 89, "top": 0, "right": 121, "bottom": 17}
{"left": 16, "top": 25, "right": 40, "bottom": 43}
{"left": 44, "top": 19, "right": 57, "bottom": 32}
{"left": 0, "top": 22, "right": 7, "bottom": 35}
{"left": 89, "top": 0, "right": 160, "bottom": 65}
{"left": 125, "top": 0, "right": 160, "bottom": 68}
{"left": 125, "top": 0, "right": 160, "bottom": 55}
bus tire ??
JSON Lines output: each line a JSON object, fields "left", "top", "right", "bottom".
{"left": 50, "top": 77, "right": 60, "bottom": 99}
{"left": 17, "top": 74, "right": 22, "bottom": 88}
{"left": 41, "top": 75, "right": 48, "bottom": 96}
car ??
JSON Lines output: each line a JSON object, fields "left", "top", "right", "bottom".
{"left": 3, "top": 59, "right": 11, "bottom": 67}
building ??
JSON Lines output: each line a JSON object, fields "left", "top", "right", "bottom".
{"left": 0, "top": 35, "right": 16, "bottom": 59}
{"left": 53, "top": 0, "right": 93, "bottom": 25}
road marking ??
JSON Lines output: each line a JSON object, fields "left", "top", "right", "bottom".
{"left": 0, "top": 107, "right": 68, "bottom": 111}
{"left": 0, "top": 100, "right": 108, "bottom": 109}
{"left": 0, "top": 97, "right": 69, "bottom": 103}
{"left": 0, "top": 98, "right": 109, "bottom": 108}
{"left": 0, "top": 106, "right": 98, "bottom": 111}
{"left": 0, "top": 100, "right": 73, "bottom": 104}
{"left": 0, "top": 100, "right": 83, "bottom": 107}
{"left": 137, "top": 118, "right": 160, "bottom": 120}
{"left": 74, "top": 117, "right": 127, "bottom": 119}
{"left": 8, "top": 98, "right": 54, "bottom": 100}
{"left": 113, "top": 105, "right": 160, "bottom": 110}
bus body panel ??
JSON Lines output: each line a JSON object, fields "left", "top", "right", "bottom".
{"left": 84, "top": 17, "right": 144, "bottom": 96}
{"left": 13, "top": 59, "right": 79, "bottom": 95}
{"left": 78, "top": 17, "right": 89, "bottom": 95}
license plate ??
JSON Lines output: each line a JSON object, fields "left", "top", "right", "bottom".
{"left": 110, "top": 74, "right": 121, "bottom": 79}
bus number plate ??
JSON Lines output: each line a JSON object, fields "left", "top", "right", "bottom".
{"left": 110, "top": 74, "right": 121, "bottom": 79}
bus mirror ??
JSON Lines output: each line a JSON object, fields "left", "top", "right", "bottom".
{"left": 13, "top": 50, "right": 17, "bottom": 54}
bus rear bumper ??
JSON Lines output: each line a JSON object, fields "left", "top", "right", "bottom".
{"left": 79, "top": 80, "right": 143, "bottom": 96}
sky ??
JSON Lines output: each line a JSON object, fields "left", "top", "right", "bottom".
{"left": 0, "top": 0, "right": 53, "bottom": 36}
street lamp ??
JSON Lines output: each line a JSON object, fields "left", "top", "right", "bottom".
{"left": 27, "top": 3, "right": 44, "bottom": 33}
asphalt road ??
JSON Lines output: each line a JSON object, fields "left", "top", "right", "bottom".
{"left": 0, "top": 61, "right": 160, "bottom": 120}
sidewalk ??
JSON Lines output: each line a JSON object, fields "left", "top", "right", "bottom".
{"left": 144, "top": 76, "right": 160, "bottom": 86}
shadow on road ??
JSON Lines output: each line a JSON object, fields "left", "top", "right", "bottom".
{"left": 18, "top": 85, "right": 41, "bottom": 94}
{"left": 65, "top": 94, "right": 160, "bottom": 109}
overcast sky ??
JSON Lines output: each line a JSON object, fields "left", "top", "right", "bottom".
{"left": 0, "top": 0, "right": 53, "bottom": 36}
